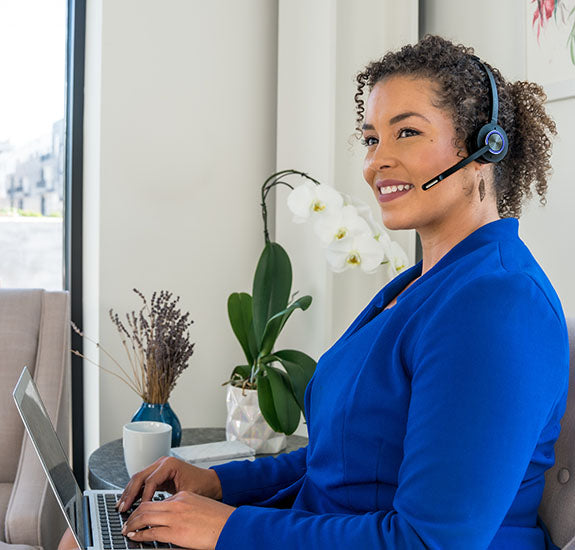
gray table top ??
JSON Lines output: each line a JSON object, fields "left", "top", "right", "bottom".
{"left": 88, "top": 427, "right": 308, "bottom": 490}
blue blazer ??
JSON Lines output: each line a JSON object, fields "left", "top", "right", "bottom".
{"left": 213, "top": 218, "right": 569, "bottom": 550}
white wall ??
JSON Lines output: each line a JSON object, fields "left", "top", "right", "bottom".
{"left": 520, "top": 93, "right": 575, "bottom": 316}
{"left": 83, "top": 0, "right": 425, "bottom": 452}
{"left": 421, "top": 0, "right": 575, "bottom": 317}
{"left": 274, "top": 0, "right": 418, "bottom": 363}
{"left": 84, "top": 0, "right": 279, "bottom": 451}
{"left": 421, "top": 0, "right": 527, "bottom": 80}
{"left": 273, "top": 0, "right": 337, "bottom": 370}
{"left": 521, "top": 1, "right": 575, "bottom": 317}
{"left": 84, "top": 0, "right": 420, "bottom": 451}
{"left": 330, "top": 0, "right": 418, "bottom": 340}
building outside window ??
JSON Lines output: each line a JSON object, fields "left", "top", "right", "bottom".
{"left": 0, "top": 0, "right": 67, "bottom": 290}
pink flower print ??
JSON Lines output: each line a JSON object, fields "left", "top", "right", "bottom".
{"left": 533, "top": 0, "right": 558, "bottom": 39}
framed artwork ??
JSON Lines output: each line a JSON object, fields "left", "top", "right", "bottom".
{"left": 526, "top": 0, "right": 575, "bottom": 102}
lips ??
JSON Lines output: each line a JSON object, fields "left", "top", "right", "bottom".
{"left": 376, "top": 179, "right": 414, "bottom": 203}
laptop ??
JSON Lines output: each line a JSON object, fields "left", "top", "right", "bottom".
{"left": 13, "top": 366, "right": 180, "bottom": 549}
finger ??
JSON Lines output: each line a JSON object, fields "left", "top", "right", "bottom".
{"left": 125, "top": 525, "right": 171, "bottom": 543}
{"left": 132, "top": 500, "right": 174, "bottom": 514}
{"left": 122, "top": 509, "right": 172, "bottom": 536}
{"left": 118, "top": 456, "right": 169, "bottom": 511}
{"left": 118, "top": 474, "right": 147, "bottom": 512}
{"left": 124, "top": 500, "right": 174, "bottom": 532}
{"left": 140, "top": 458, "right": 174, "bottom": 503}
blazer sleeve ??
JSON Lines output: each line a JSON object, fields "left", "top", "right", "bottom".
{"left": 211, "top": 446, "right": 307, "bottom": 506}
{"left": 215, "top": 273, "right": 569, "bottom": 549}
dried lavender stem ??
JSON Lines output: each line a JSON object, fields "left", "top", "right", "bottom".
{"left": 73, "top": 326, "right": 138, "bottom": 386}
{"left": 71, "top": 350, "right": 142, "bottom": 396}
{"left": 120, "top": 339, "right": 143, "bottom": 396}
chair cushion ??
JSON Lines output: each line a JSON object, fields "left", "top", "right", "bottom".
{"left": 2, "top": 290, "right": 70, "bottom": 548}
{"left": 0, "top": 290, "right": 43, "bottom": 483}
{"left": 539, "top": 317, "right": 575, "bottom": 547}
{"left": 0, "top": 483, "right": 14, "bottom": 542}
{"left": 0, "top": 544, "right": 41, "bottom": 550}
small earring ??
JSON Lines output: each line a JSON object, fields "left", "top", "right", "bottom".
{"left": 479, "top": 178, "right": 486, "bottom": 202}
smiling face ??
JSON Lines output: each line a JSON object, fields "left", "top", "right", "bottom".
{"left": 362, "top": 76, "right": 495, "bottom": 235}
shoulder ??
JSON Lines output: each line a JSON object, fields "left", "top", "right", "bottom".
{"left": 427, "top": 234, "right": 565, "bottom": 329}
{"left": 421, "top": 265, "right": 567, "bottom": 358}
{"left": 441, "top": 270, "right": 562, "bottom": 326}
{"left": 410, "top": 266, "right": 568, "bottom": 399}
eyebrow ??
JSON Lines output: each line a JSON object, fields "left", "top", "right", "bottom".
{"left": 362, "top": 111, "right": 431, "bottom": 130}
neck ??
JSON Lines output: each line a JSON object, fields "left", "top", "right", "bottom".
{"left": 418, "top": 207, "right": 500, "bottom": 276}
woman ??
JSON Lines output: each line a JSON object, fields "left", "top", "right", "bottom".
{"left": 61, "top": 35, "right": 568, "bottom": 549}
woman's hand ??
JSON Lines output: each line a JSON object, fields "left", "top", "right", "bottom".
{"left": 121, "top": 491, "right": 235, "bottom": 549}
{"left": 117, "top": 456, "right": 222, "bottom": 512}
{"left": 58, "top": 527, "right": 81, "bottom": 550}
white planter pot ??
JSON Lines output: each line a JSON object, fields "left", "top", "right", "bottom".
{"left": 225, "top": 384, "right": 286, "bottom": 454}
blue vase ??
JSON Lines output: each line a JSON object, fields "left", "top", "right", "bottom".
{"left": 131, "top": 402, "right": 182, "bottom": 447}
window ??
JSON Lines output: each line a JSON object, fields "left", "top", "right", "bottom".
{"left": 0, "top": 0, "right": 67, "bottom": 290}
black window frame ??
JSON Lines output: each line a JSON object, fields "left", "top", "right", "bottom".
{"left": 64, "top": 0, "right": 86, "bottom": 488}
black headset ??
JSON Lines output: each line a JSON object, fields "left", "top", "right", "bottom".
{"left": 421, "top": 56, "right": 508, "bottom": 191}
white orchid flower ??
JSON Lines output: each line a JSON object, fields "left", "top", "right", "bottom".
{"left": 341, "top": 192, "right": 392, "bottom": 243}
{"left": 313, "top": 205, "right": 372, "bottom": 245}
{"left": 373, "top": 228, "right": 392, "bottom": 262}
{"left": 287, "top": 181, "right": 344, "bottom": 223}
{"left": 385, "top": 241, "right": 409, "bottom": 279}
{"left": 325, "top": 234, "right": 385, "bottom": 274}
{"left": 340, "top": 194, "right": 407, "bottom": 274}
{"left": 369, "top": 217, "right": 390, "bottom": 245}
{"left": 285, "top": 179, "right": 410, "bottom": 277}
{"left": 340, "top": 193, "right": 372, "bottom": 215}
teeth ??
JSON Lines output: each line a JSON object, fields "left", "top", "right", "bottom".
{"left": 379, "top": 184, "right": 413, "bottom": 195}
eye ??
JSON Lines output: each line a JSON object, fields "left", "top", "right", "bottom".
{"left": 361, "top": 136, "right": 378, "bottom": 147}
{"left": 397, "top": 128, "right": 420, "bottom": 139}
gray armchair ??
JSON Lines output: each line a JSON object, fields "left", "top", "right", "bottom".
{"left": 0, "top": 289, "right": 70, "bottom": 550}
{"left": 539, "top": 317, "right": 575, "bottom": 549}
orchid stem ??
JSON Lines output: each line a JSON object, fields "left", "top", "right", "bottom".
{"left": 260, "top": 170, "right": 322, "bottom": 243}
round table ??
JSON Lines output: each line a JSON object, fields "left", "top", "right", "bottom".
{"left": 88, "top": 427, "right": 308, "bottom": 490}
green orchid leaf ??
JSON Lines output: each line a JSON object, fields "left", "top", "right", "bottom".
{"left": 265, "top": 366, "right": 301, "bottom": 435}
{"left": 230, "top": 364, "right": 253, "bottom": 381}
{"left": 247, "top": 321, "right": 258, "bottom": 360}
{"left": 228, "top": 293, "right": 256, "bottom": 365}
{"left": 277, "top": 295, "right": 312, "bottom": 335}
{"left": 258, "top": 295, "right": 312, "bottom": 357}
{"left": 256, "top": 373, "right": 282, "bottom": 433}
{"left": 252, "top": 242, "right": 292, "bottom": 347}
{"left": 269, "top": 349, "right": 316, "bottom": 413}
{"left": 258, "top": 354, "right": 276, "bottom": 365}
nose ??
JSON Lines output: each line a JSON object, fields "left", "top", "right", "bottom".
{"left": 365, "top": 142, "right": 398, "bottom": 173}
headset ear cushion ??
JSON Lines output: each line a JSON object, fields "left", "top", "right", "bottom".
{"left": 476, "top": 123, "right": 509, "bottom": 163}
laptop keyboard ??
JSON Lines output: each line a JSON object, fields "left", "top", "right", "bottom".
{"left": 98, "top": 493, "right": 176, "bottom": 549}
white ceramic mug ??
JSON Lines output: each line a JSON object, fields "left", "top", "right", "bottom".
{"left": 123, "top": 421, "right": 172, "bottom": 477}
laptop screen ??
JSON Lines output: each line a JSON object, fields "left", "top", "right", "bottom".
{"left": 13, "top": 367, "right": 86, "bottom": 549}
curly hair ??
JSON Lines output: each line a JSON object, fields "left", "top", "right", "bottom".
{"left": 354, "top": 35, "right": 556, "bottom": 218}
